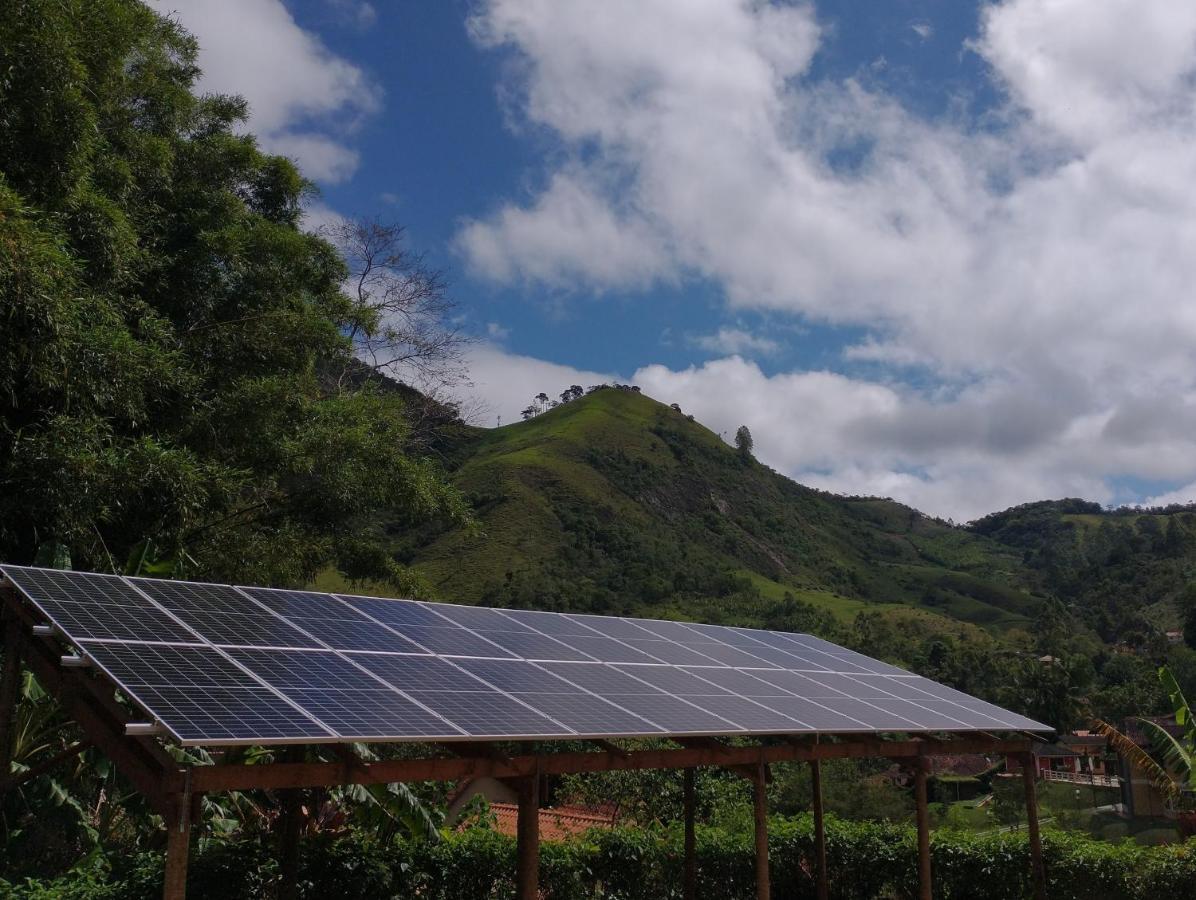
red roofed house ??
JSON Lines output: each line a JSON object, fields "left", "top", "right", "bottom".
{"left": 446, "top": 776, "right": 618, "bottom": 840}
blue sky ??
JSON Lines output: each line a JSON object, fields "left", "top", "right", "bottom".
{"left": 287, "top": 0, "right": 994, "bottom": 379}
{"left": 165, "top": 0, "right": 1196, "bottom": 520}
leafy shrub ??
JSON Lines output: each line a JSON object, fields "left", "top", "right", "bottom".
{"left": 4, "top": 817, "right": 1196, "bottom": 900}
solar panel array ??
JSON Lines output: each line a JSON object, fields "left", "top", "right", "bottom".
{"left": 0, "top": 566, "right": 1050, "bottom": 745}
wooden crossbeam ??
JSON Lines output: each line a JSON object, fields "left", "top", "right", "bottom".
{"left": 676, "top": 736, "right": 762, "bottom": 781}
{"left": 191, "top": 736, "right": 1031, "bottom": 794}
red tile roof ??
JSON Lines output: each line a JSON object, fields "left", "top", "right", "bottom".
{"left": 484, "top": 803, "right": 617, "bottom": 841}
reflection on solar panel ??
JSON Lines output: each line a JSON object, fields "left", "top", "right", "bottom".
{"left": 0, "top": 565, "right": 1052, "bottom": 745}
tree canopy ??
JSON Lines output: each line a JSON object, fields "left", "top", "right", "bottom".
{"left": 0, "top": 0, "right": 467, "bottom": 589}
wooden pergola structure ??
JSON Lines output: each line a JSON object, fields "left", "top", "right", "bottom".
{"left": 0, "top": 583, "right": 1048, "bottom": 900}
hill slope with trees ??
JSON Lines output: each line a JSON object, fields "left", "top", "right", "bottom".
{"left": 379, "top": 387, "right": 1045, "bottom": 631}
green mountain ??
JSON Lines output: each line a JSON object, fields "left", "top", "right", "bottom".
{"left": 329, "top": 387, "right": 1050, "bottom": 633}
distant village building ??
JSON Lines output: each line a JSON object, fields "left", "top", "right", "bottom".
{"left": 1005, "top": 733, "right": 1116, "bottom": 786}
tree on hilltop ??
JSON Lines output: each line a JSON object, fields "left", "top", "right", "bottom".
{"left": 735, "top": 425, "right": 754, "bottom": 459}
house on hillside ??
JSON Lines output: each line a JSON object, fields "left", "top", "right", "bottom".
{"left": 1005, "top": 732, "right": 1116, "bottom": 786}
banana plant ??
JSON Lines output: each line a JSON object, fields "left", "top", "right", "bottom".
{"left": 1093, "top": 666, "right": 1195, "bottom": 808}
{"left": 319, "top": 744, "right": 441, "bottom": 843}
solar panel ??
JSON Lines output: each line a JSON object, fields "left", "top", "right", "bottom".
{"left": 5, "top": 568, "right": 199, "bottom": 643}
{"left": 226, "top": 648, "right": 464, "bottom": 740}
{"left": 132, "top": 580, "right": 318, "bottom": 649}
{"left": 243, "top": 588, "right": 426, "bottom": 654}
{"left": 0, "top": 565, "right": 1053, "bottom": 745}
{"left": 81, "top": 642, "right": 332, "bottom": 743}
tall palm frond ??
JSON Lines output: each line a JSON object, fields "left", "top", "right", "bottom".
{"left": 1092, "top": 665, "right": 1196, "bottom": 806}
{"left": 1092, "top": 718, "right": 1180, "bottom": 803}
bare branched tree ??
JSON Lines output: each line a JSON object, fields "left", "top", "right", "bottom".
{"left": 323, "top": 216, "right": 473, "bottom": 392}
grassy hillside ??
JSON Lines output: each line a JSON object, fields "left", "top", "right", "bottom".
{"left": 357, "top": 388, "right": 1046, "bottom": 632}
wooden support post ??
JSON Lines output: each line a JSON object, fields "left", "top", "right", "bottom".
{"left": 683, "top": 767, "right": 697, "bottom": 900}
{"left": 913, "top": 758, "right": 932, "bottom": 900}
{"left": 515, "top": 773, "right": 540, "bottom": 900}
{"left": 1020, "top": 752, "right": 1047, "bottom": 900}
{"left": 277, "top": 789, "right": 302, "bottom": 900}
{"left": 278, "top": 746, "right": 305, "bottom": 900}
{"left": 163, "top": 797, "right": 193, "bottom": 900}
{"left": 753, "top": 760, "right": 770, "bottom": 900}
{"left": 0, "top": 609, "right": 23, "bottom": 775}
{"left": 810, "top": 759, "right": 829, "bottom": 900}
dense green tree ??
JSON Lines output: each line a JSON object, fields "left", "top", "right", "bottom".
{"left": 0, "top": 0, "right": 467, "bottom": 587}
{"left": 734, "top": 425, "right": 753, "bottom": 459}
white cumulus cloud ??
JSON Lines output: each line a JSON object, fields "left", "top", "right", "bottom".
{"left": 455, "top": 0, "right": 1196, "bottom": 519}
{"left": 158, "top": 0, "right": 379, "bottom": 183}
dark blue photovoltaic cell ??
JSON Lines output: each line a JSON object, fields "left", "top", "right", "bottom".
{"left": 612, "top": 665, "right": 735, "bottom": 695}
{"left": 498, "top": 608, "right": 601, "bottom": 637}
{"left": 825, "top": 652, "right": 912, "bottom": 676}
{"left": 515, "top": 692, "right": 664, "bottom": 735}
{"left": 451, "top": 659, "right": 580, "bottom": 693}
{"left": 744, "top": 669, "right": 850, "bottom": 697}
{"left": 619, "top": 639, "right": 730, "bottom": 666}
{"left": 226, "top": 648, "right": 387, "bottom": 691}
{"left": 225, "top": 647, "right": 463, "bottom": 738}
{"left": 338, "top": 594, "right": 451, "bottom": 628}
{"left": 864, "top": 699, "right": 971, "bottom": 729}
{"left": 535, "top": 663, "right": 667, "bottom": 695}
{"left": 129, "top": 687, "right": 334, "bottom": 742}
{"left": 81, "top": 643, "right": 331, "bottom": 742}
{"left": 674, "top": 642, "right": 780, "bottom": 668}
{"left": 565, "top": 614, "right": 658, "bottom": 640}
{"left": 0, "top": 566, "right": 1053, "bottom": 743}
{"left": 241, "top": 588, "right": 356, "bottom": 620}
{"left": 624, "top": 618, "right": 704, "bottom": 641}
{"left": 680, "top": 667, "right": 793, "bottom": 696}
{"left": 555, "top": 635, "right": 662, "bottom": 663}
{"left": 693, "top": 695, "right": 807, "bottom": 731}
{"left": 602, "top": 694, "right": 744, "bottom": 733}
{"left": 752, "top": 697, "right": 872, "bottom": 731}
{"left": 351, "top": 654, "right": 492, "bottom": 693}
{"left": 384, "top": 624, "right": 516, "bottom": 658}
{"left": 425, "top": 603, "right": 537, "bottom": 632}
{"left": 86, "top": 642, "right": 263, "bottom": 689}
{"left": 407, "top": 691, "right": 570, "bottom": 737}
{"left": 133, "top": 580, "right": 318, "bottom": 649}
{"left": 470, "top": 630, "right": 595, "bottom": 661}
{"left": 811, "top": 698, "right": 921, "bottom": 730}
{"left": 1, "top": 567, "right": 198, "bottom": 643}
{"left": 282, "top": 688, "right": 462, "bottom": 738}
{"left": 242, "top": 588, "right": 427, "bottom": 654}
